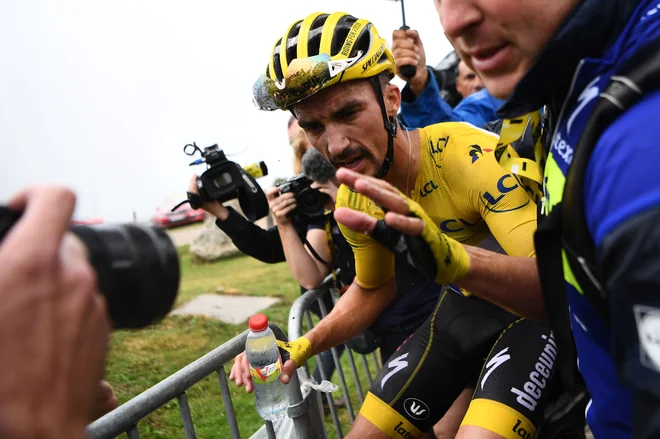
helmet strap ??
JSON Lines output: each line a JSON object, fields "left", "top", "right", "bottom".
{"left": 371, "top": 76, "right": 396, "bottom": 179}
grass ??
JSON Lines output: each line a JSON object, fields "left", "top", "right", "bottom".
{"left": 104, "top": 245, "right": 379, "bottom": 438}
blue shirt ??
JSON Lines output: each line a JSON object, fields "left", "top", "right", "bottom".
{"left": 541, "top": 1, "right": 660, "bottom": 436}
{"left": 400, "top": 68, "right": 504, "bottom": 129}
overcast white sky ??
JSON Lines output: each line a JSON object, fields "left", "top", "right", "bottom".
{"left": 0, "top": 0, "right": 453, "bottom": 223}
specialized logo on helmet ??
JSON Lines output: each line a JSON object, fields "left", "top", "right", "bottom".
{"left": 468, "top": 144, "right": 493, "bottom": 164}
{"left": 429, "top": 136, "right": 449, "bottom": 169}
{"left": 362, "top": 43, "right": 386, "bottom": 73}
{"left": 404, "top": 398, "right": 430, "bottom": 421}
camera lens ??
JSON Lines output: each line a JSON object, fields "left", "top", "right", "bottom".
{"left": 297, "top": 187, "right": 327, "bottom": 217}
{"left": 71, "top": 223, "right": 180, "bottom": 329}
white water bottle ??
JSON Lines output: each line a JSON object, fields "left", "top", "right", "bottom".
{"left": 245, "top": 314, "right": 288, "bottom": 421}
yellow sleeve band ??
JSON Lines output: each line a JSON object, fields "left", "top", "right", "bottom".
{"left": 276, "top": 336, "right": 313, "bottom": 367}
{"left": 359, "top": 392, "right": 424, "bottom": 439}
{"left": 461, "top": 398, "right": 536, "bottom": 439}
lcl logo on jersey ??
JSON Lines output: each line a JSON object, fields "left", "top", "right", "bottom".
{"left": 480, "top": 174, "right": 530, "bottom": 213}
{"left": 403, "top": 398, "right": 430, "bottom": 421}
{"left": 429, "top": 136, "right": 449, "bottom": 169}
{"left": 419, "top": 180, "right": 438, "bottom": 198}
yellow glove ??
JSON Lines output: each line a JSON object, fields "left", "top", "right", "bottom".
{"left": 276, "top": 336, "right": 313, "bottom": 367}
{"left": 406, "top": 197, "right": 470, "bottom": 284}
{"left": 371, "top": 193, "right": 470, "bottom": 285}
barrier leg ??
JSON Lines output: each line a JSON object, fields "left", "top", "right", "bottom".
{"left": 177, "top": 393, "right": 197, "bottom": 439}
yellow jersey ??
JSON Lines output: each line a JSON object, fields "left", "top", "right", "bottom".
{"left": 336, "top": 122, "right": 537, "bottom": 290}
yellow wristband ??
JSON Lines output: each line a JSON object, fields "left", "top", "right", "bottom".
{"left": 276, "top": 336, "right": 313, "bottom": 367}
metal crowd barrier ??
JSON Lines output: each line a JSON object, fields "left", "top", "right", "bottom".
{"left": 86, "top": 324, "right": 317, "bottom": 439}
{"left": 86, "top": 274, "right": 380, "bottom": 439}
{"left": 288, "top": 275, "right": 382, "bottom": 438}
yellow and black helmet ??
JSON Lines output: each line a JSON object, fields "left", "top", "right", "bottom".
{"left": 253, "top": 12, "right": 396, "bottom": 111}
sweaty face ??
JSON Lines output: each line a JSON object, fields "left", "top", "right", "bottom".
{"left": 455, "top": 60, "right": 484, "bottom": 98}
{"left": 293, "top": 80, "right": 392, "bottom": 178}
{"left": 435, "top": 0, "right": 578, "bottom": 99}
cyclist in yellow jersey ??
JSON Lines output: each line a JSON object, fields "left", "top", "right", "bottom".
{"left": 239, "top": 11, "right": 559, "bottom": 439}
{"left": 338, "top": 121, "right": 536, "bottom": 292}
{"left": 333, "top": 123, "right": 551, "bottom": 439}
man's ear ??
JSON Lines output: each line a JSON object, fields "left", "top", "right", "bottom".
{"left": 384, "top": 83, "right": 401, "bottom": 119}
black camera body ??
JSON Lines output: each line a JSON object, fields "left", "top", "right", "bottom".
{"left": 183, "top": 143, "right": 269, "bottom": 222}
{"left": 432, "top": 50, "right": 463, "bottom": 109}
{"left": 194, "top": 146, "right": 245, "bottom": 204}
{"left": 277, "top": 174, "right": 328, "bottom": 221}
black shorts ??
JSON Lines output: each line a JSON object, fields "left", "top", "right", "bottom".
{"left": 359, "top": 290, "right": 557, "bottom": 439}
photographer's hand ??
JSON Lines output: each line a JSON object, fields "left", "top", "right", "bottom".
{"left": 188, "top": 175, "right": 230, "bottom": 220}
{"left": 89, "top": 381, "right": 119, "bottom": 422}
{"left": 266, "top": 187, "right": 297, "bottom": 226}
{"left": 311, "top": 180, "right": 339, "bottom": 204}
{"left": 0, "top": 186, "right": 110, "bottom": 439}
{"left": 392, "top": 28, "right": 429, "bottom": 96}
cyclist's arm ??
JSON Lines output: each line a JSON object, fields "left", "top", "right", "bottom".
{"left": 461, "top": 246, "right": 545, "bottom": 320}
{"left": 585, "top": 91, "right": 660, "bottom": 438}
{"left": 305, "top": 277, "right": 396, "bottom": 355}
{"left": 278, "top": 223, "right": 331, "bottom": 290}
{"left": 303, "top": 188, "right": 397, "bottom": 355}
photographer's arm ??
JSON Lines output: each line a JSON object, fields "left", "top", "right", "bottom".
{"left": 188, "top": 175, "right": 286, "bottom": 263}
{"left": 214, "top": 206, "right": 286, "bottom": 264}
{"left": 279, "top": 225, "right": 331, "bottom": 289}
{"left": 267, "top": 187, "right": 330, "bottom": 288}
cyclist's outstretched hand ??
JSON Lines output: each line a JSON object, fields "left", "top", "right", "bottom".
{"left": 334, "top": 168, "right": 424, "bottom": 236}
{"left": 334, "top": 168, "right": 470, "bottom": 285}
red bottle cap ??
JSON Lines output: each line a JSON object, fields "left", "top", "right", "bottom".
{"left": 249, "top": 314, "right": 269, "bottom": 332}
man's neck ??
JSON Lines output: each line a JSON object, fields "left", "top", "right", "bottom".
{"left": 382, "top": 128, "right": 420, "bottom": 198}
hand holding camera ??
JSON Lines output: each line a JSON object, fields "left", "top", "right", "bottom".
{"left": 187, "top": 175, "right": 231, "bottom": 221}
{"left": 266, "top": 187, "right": 297, "bottom": 226}
{"left": 0, "top": 186, "right": 110, "bottom": 439}
{"left": 311, "top": 180, "right": 339, "bottom": 204}
{"left": 179, "top": 143, "right": 269, "bottom": 222}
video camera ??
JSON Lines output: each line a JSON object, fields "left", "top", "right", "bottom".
{"left": 276, "top": 174, "right": 328, "bottom": 222}
{"left": 432, "top": 50, "right": 463, "bottom": 109}
{"left": 179, "top": 142, "right": 269, "bottom": 222}
{"left": 0, "top": 207, "right": 180, "bottom": 330}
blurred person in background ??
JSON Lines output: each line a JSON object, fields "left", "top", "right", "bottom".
{"left": 393, "top": 29, "right": 503, "bottom": 129}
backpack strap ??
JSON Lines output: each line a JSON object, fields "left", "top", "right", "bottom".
{"left": 562, "top": 39, "right": 660, "bottom": 324}
{"left": 535, "top": 204, "right": 579, "bottom": 388}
